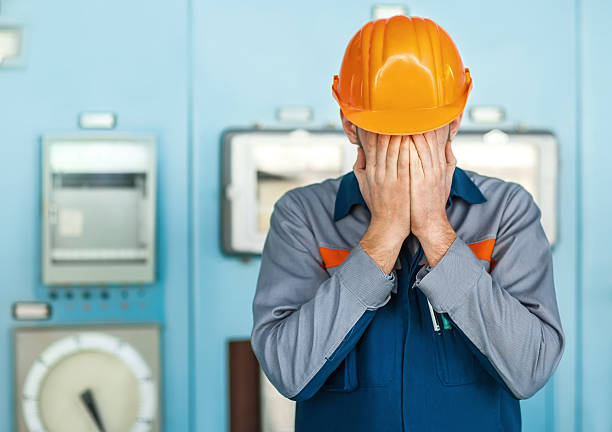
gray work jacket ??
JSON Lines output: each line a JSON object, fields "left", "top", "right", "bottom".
{"left": 251, "top": 167, "right": 565, "bottom": 430}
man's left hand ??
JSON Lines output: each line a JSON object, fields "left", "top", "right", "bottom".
{"left": 409, "top": 127, "right": 457, "bottom": 267}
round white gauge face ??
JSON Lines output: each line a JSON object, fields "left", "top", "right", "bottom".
{"left": 22, "top": 332, "right": 157, "bottom": 432}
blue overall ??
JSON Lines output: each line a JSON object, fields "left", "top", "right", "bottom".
{"left": 294, "top": 236, "right": 521, "bottom": 431}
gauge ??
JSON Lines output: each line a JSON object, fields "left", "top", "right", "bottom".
{"left": 15, "top": 327, "right": 160, "bottom": 432}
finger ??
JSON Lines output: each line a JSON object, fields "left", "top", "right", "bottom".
{"left": 424, "top": 130, "right": 443, "bottom": 175}
{"left": 375, "top": 134, "right": 390, "bottom": 175}
{"left": 433, "top": 127, "right": 448, "bottom": 168}
{"left": 434, "top": 126, "right": 445, "bottom": 147}
{"left": 386, "top": 135, "right": 401, "bottom": 178}
{"left": 411, "top": 133, "right": 433, "bottom": 173}
{"left": 434, "top": 125, "right": 448, "bottom": 158}
{"left": 409, "top": 137, "right": 424, "bottom": 180}
{"left": 360, "top": 129, "right": 376, "bottom": 169}
{"left": 398, "top": 136, "right": 410, "bottom": 178}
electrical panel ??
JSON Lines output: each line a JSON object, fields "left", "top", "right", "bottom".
{"left": 42, "top": 135, "right": 156, "bottom": 285}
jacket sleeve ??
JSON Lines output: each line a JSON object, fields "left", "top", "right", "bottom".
{"left": 251, "top": 191, "right": 396, "bottom": 401}
{"left": 414, "top": 184, "right": 565, "bottom": 399}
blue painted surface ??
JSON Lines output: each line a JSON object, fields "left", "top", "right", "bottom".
{"left": 579, "top": 1, "right": 612, "bottom": 431}
{"left": 0, "top": 1, "right": 190, "bottom": 431}
{"left": 0, "top": 0, "right": 609, "bottom": 431}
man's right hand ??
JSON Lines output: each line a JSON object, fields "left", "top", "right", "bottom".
{"left": 353, "top": 129, "right": 411, "bottom": 274}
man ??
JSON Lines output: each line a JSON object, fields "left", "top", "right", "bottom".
{"left": 251, "top": 16, "right": 564, "bottom": 431}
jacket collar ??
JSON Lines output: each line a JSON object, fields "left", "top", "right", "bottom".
{"left": 333, "top": 167, "right": 487, "bottom": 222}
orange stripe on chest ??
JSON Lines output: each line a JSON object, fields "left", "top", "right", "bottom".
{"left": 319, "top": 239, "right": 497, "bottom": 271}
{"left": 319, "top": 247, "right": 351, "bottom": 269}
{"left": 467, "top": 238, "right": 496, "bottom": 262}
{"left": 420, "top": 238, "right": 497, "bottom": 272}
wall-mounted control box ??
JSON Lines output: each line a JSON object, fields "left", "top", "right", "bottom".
{"left": 42, "top": 135, "right": 157, "bottom": 285}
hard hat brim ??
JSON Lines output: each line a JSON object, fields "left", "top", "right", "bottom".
{"left": 333, "top": 78, "right": 472, "bottom": 136}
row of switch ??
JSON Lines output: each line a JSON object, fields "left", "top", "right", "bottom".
{"left": 48, "top": 288, "right": 147, "bottom": 301}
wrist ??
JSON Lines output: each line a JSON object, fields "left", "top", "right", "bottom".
{"left": 369, "top": 217, "right": 410, "bottom": 242}
{"left": 417, "top": 222, "right": 457, "bottom": 267}
{"left": 360, "top": 224, "right": 405, "bottom": 274}
{"left": 412, "top": 214, "right": 450, "bottom": 243}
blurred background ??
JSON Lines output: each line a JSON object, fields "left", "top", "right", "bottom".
{"left": 0, "top": 0, "right": 610, "bottom": 431}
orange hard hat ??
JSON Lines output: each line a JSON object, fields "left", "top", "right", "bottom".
{"left": 332, "top": 16, "right": 472, "bottom": 135}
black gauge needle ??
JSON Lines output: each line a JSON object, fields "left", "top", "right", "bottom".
{"left": 80, "top": 389, "right": 107, "bottom": 432}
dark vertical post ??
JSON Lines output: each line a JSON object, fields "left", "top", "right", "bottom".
{"left": 229, "top": 340, "right": 261, "bottom": 432}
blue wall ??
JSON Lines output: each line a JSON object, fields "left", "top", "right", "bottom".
{"left": 580, "top": 0, "right": 612, "bottom": 429}
{"left": 0, "top": 1, "right": 191, "bottom": 430}
{"left": 0, "top": 0, "right": 609, "bottom": 431}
